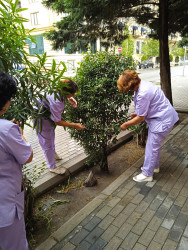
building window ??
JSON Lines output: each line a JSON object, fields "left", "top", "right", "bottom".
{"left": 31, "top": 12, "right": 39, "bottom": 25}
{"left": 141, "top": 42, "right": 145, "bottom": 54}
{"left": 133, "top": 26, "right": 138, "bottom": 36}
{"left": 25, "top": 35, "right": 44, "bottom": 55}
{"left": 141, "top": 27, "right": 146, "bottom": 36}
{"left": 136, "top": 41, "right": 140, "bottom": 54}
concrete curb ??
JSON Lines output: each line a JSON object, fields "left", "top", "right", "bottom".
{"left": 34, "top": 130, "right": 134, "bottom": 197}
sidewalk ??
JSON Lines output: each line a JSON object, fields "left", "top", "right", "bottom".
{"left": 35, "top": 117, "right": 188, "bottom": 250}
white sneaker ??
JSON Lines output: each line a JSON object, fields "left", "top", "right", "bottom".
{"left": 133, "top": 173, "right": 153, "bottom": 182}
{"left": 141, "top": 167, "right": 160, "bottom": 173}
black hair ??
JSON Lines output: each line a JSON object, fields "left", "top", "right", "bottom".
{"left": 0, "top": 71, "right": 17, "bottom": 111}
{"left": 61, "top": 79, "right": 78, "bottom": 94}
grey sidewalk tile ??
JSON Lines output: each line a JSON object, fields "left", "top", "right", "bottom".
{"left": 60, "top": 242, "right": 76, "bottom": 250}
{"left": 84, "top": 216, "right": 101, "bottom": 232}
{"left": 131, "top": 219, "right": 148, "bottom": 236}
{"left": 138, "top": 228, "right": 155, "bottom": 247}
{"left": 132, "top": 243, "right": 147, "bottom": 250}
{"left": 89, "top": 238, "right": 107, "bottom": 250}
{"left": 149, "top": 198, "right": 163, "bottom": 211}
{"left": 167, "top": 204, "right": 181, "bottom": 218}
{"left": 101, "top": 224, "right": 119, "bottom": 242}
{"left": 70, "top": 228, "right": 89, "bottom": 245}
{"left": 120, "top": 194, "right": 134, "bottom": 207}
{"left": 155, "top": 205, "right": 169, "bottom": 219}
{"left": 121, "top": 232, "right": 139, "bottom": 249}
{"left": 147, "top": 240, "right": 162, "bottom": 250}
{"left": 173, "top": 213, "right": 188, "bottom": 231}
{"left": 112, "top": 213, "right": 129, "bottom": 228}
{"left": 162, "top": 239, "right": 178, "bottom": 250}
{"left": 116, "top": 187, "right": 130, "bottom": 198}
{"left": 126, "top": 186, "right": 141, "bottom": 197}
{"left": 183, "top": 224, "right": 188, "bottom": 237}
{"left": 125, "top": 211, "right": 142, "bottom": 226}
{"left": 98, "top": 214, "right": 114, "bottom": 230}
{"left": 96, "top": 205, "right": 112, "bottom": 220}
{"left": 140, "top": 209, "right": 155, "bottom": 223}
{"left": 181, "top": 198, "right": 188, "bottom": 215}
{"left": 75, "top": 240, "right": 91, "bottom": 250}
{"left": 103, "top": 236, "right": 122, "bottom": 250}
{"left": 85, "top": 227, "right": 104, "bottom": 245}
{"left": 122, "top": 202, "right": 137, "bottom": 216}
{"left": 131, "top": 193, "right": 144, "bottom": 205}
{"left": 135, "top": 201, "right": 149, "bottom": 214}
{"left": 168, "top": 228, "right": 183, "bottom": 242}
{"left": 177, "top": 236, "right": 188, "bottom": 250}
{"left": 153, "top": 227, "right": 169, "bottom": 245}
{"left": 161, "top": 217, "right": 175, "bottom": 230}
{"left": 109, "top": 204, "right": 124, "bottom": 217}
{"left": 107, "top": 196, "right": 121, "bottom": 208}
{"left": 115, "top": 223, "right": 132, "bottom": 240}
{"left": 139, "top": 185, "right": 151, "bottom": 197}
{"left": 147, "top": 216, "right": 162, "bottom": 232}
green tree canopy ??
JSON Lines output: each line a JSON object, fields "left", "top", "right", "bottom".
{"left": 43, "top": 0, "right": 188, "bottom": 104}
{"left": 65, "top": 51, "right": 134, "bottom": 171}
{"left": 141, "top": 39, "right": 159, "bottom": 58}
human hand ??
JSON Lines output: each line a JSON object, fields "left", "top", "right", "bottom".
{"left": 120, "top": 123, "right": 128, "bottom": 130}
{"left": 67, "top": 97, "right": 77, "bottom": 108}
{"left": 74, "top": 123, "right": 85, "bottom": 130}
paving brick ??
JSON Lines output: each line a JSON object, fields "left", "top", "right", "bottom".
{"left": 75, "top": 240, "right": 91, "bottom": 250}
{"left": 149, "top": 198, "right": 163, "bottom": 211}
{"left": 135, "top": 201, "right": 149, "bottom": 214}
{"left": 183, "top": 224, "right": 188, "bottom": 237}
{"left": 112, "top": 212, "right": 129, "bottom": 228}
{"left": 173, "top": 213, "right": 188, "bottom": 231}
{"left": 161, "top": 217, "right": 175, "bottom": 230}
{"left": 153, "top": 227, "right": 169, "bottom": 244}
{"left": 132, "top": 243, "right": 147, "bottom": 250}
{"left": 144, "top": 185, "right": 161, "bottom": 204}
{"left": 181, "top": 198, "right": 188, "bottom": 215}
{"left": 96, "top": 205, "right": 112, "bottom": 219}
{"left": 147, "top": 216, "right": 162, "bottom": 232}
{"left": 122, "top": 202, "right": 137, "bottom": 216}
{"left": 147, "top": 240, "right": 162, "bottom": 250}
{"left": 70, "top": 228, "right": 89, "bottom": 245}
{"left": 116, "top": 223, "right": 132, "bottom": 240}
{"left": 89, "top": 237, "right": 107, "bottom": 250}
{"left": 109, "top": 204, "right": 124, "bottom": 217}
{"left": 162, "top": 239, "right": 178, "bottom": 250}
{"left": 121, "top": 232, "right": 139, "bottom": 249}
{"left": 103, "top": 236, "right": 122, "bottom": 250}
{"left": 174, "top": 195, "right": 187, "bottom": 207}
{"left": 98, "top": 214, "right": 114, "bottom": 230}
{"left": 120, "top": 194, "right": 134, "bottom": 207}
{"left": 141, "top": 209, "right": 155, "bottom": 223}
{"left": 84, "top": 216, "right": 101, "bottom": 231}
{"left": 139, "top": 185, "right": 151, "bottom": 196}
{"left": 177, "top": 236, "right": 188, "bottom": 250}
{"left": 101, "top": 224, "right": 119, "bottom": 242}
{"left": 162, "top": 196, "right": 175, "bottom": 209}
{"left": 137, "top": 228, "right": 155, "bottom": 247}
{"left": 61, "top": 242, "right": 76, "bottom": 250}
{"left": 116, "top": 188, "right": 130, "bottom": 198}
{"left": 131, "top": 219, "right": 148, "bottom": 236}
{"left": 85, "top": 227, "right": 104, "bottom": 245}
{"left": 168, "top": 228, "right": 183, "bottom": 242}
{"left": 107, "top": 197, "right": 121, "bottom": 208}
{"left": 126, "top": 211, "right": 142, "bottom": 226}
{"left": 131, "top": 193, "right": 144, "bottom": 205}
{"left": 168, "top": 205, "right": 181, "bottom": 218}
{"left": 156, "top": 205, "right": 169, "bottom": 219}
{"left": 126, "top": 186, "right": 141, "bottom": 197}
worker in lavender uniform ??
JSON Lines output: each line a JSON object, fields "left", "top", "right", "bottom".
{"left": 117, "top": 70, "right": 179, "bottom": 182}
{"left": 36, "top": 79, "right": 85, "bottom": 174}
{"left": 0, "top": 71, "right": 33, "bottom": 250}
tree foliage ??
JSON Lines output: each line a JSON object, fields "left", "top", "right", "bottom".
{"left": 141, "top": 39, "right": 159, "bottom": 58}
{"left": 65, "top": 51, "right": 134, "bottom": 171}
{"left": 0, "top": 0, "right": 68, "bottom": 128}
{"left": 121, "top": 28, "right": 135, "bottom": 58}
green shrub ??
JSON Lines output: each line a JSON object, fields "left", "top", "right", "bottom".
{"left": 141, "top": 55, "right": 148, "bottom": 61}
{"left": 65, "top": 51, "right": 134, "bottom": 172}
{"left": 169, "top": 54, "right": 173, "bottom": 62}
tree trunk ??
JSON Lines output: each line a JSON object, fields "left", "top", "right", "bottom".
{"left": 100, "top": 147, "right": 109, "bottom": 172}
{"left": 159, "top": 0, "right": 173, "bottom": 104}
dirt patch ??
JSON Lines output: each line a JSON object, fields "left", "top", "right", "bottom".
{"left": 28, "top": 137, "right": 144, "bottom": 249}
{"left": 28, "top": 112, "right": 187, "bottom": 249}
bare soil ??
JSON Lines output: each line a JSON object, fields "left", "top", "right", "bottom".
{"left": 29, "top": 112, "right": 187, "bottom": 249}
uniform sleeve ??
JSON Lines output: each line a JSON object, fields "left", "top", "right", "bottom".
{"left": 49, "top": 100, "right": 65, "bottom": 122}
{"left": 135, "top": 92, "right": 150, "bottom": 117}
{"left": 5, "top": 124, "right": 32, "bottom": 165}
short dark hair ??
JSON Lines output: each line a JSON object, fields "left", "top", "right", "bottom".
{"left": 0, "top": 71, "right": 17, "bottom": 111}
{"left": 61, "top": 79, "right": 78, "bottom": 94}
